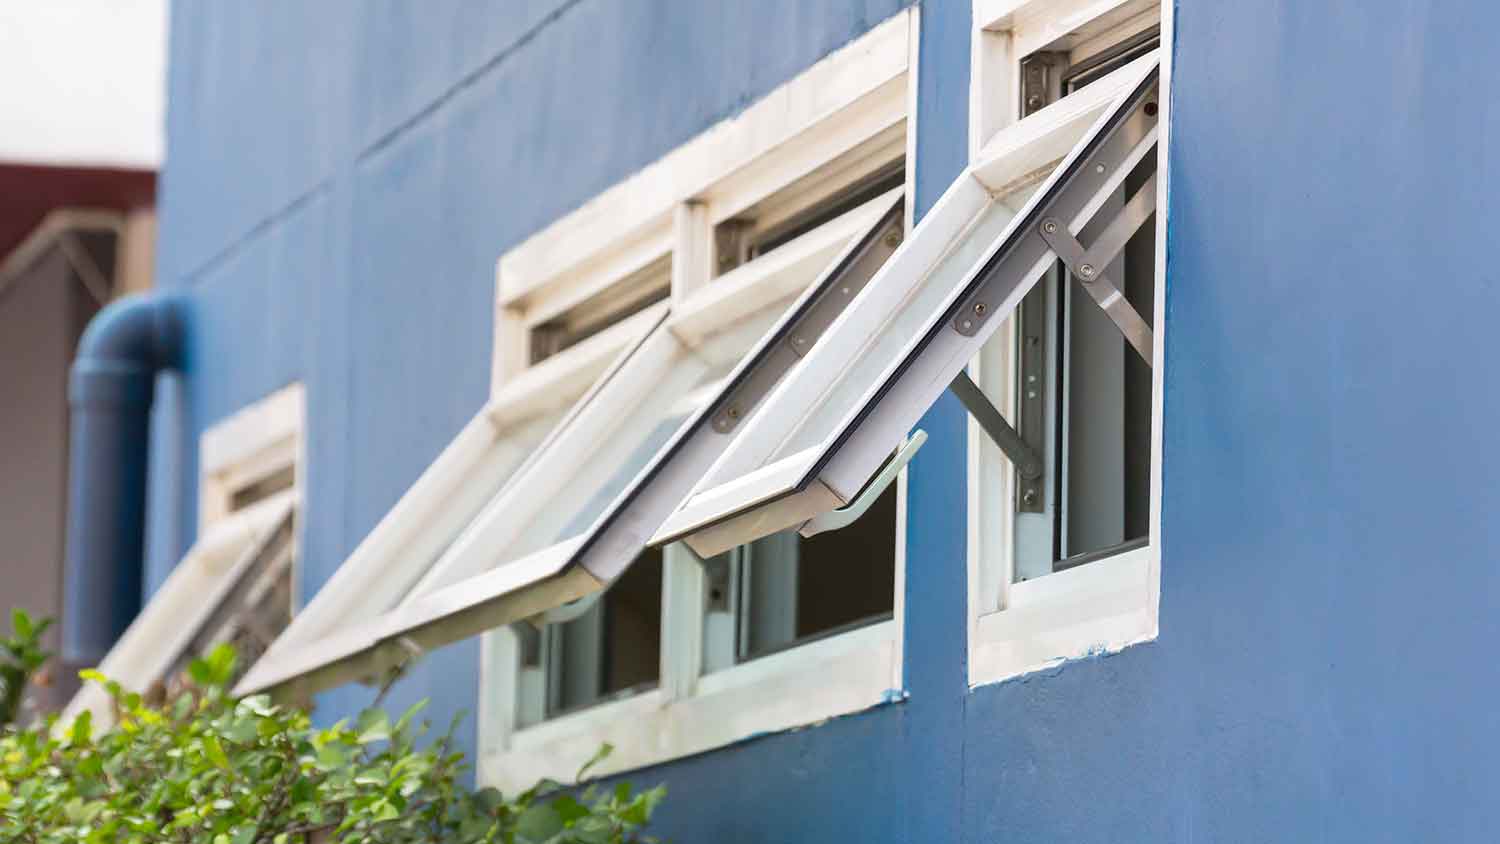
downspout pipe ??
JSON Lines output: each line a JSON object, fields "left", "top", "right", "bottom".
{"left": 62, "top": 293, "right": 183, "bottom": 666}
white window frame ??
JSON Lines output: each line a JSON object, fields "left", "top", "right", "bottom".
{"left": 476, "top": 11, "right": 921, "bottom": 790}
{"left": 643, "top": 11, "right": 1167, "bottom": 693}
{"left": 966, "top": 0, "right": 1167, "bottom": 689}
{"left": 65, "top": 383, "right": 306, "bottom": 726}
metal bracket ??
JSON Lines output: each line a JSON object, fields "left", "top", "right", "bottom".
{"left": 798, "top": 429, "right": 927, "bottom": 538}
{"left": 949, "top": 371, "right": 1047, "bottom": 511}
{"left": 1037, "top": 170, "right": 1157, "bottom": 364}
{"left": 1016, "top": 286, "right": 1048, "bottom": 512}
{"left": 1021, "top": 52, "right": 1066, "bottom": 117}
{"left": 711, "top": 201, "right": 905, "bottom": 433}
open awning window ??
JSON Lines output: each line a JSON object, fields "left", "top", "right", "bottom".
{"left": 236, "top": 191, "right": 905, "bottom": 700}
{"left": 66, "top": 493, "right": 296, "bottom": 724}
{"left": 651, "top": 53, "right": 1162, "bottom": 558}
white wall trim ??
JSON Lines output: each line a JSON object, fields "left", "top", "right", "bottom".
{"left": 481, "top": 618, "right": 903, "bottom": 792}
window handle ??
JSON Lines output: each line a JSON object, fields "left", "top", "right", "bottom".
{"left": 798, "top": 429, "right": 927, "bottom": 539}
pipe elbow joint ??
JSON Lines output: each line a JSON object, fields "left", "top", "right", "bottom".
{"left": 74, "top": 293, "right": 183, "bottom": 374}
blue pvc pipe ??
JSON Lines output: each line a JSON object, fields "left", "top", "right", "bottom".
{"left": 62, "top": 294, "right": 182, "bottom": 666}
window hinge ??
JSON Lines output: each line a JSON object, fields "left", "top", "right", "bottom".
{"left": 1021, "top": 51, "right": 1066, "bottom": 116}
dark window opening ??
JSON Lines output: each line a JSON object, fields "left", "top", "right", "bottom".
{"left": 715, "top": 157, "right": 905, "bottom": 276}
{"left": 228, "top": 464, "right": 296, "bottom": 513}
{"left": 529, "top": 260, "right": 670, "bottom": 365}
{"left": 703, "top": 482, "right": 897, "bottom": 667}
{"left": 544, "top": 546, "right": 663, "bottom": 717}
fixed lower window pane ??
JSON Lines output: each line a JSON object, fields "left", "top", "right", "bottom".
{"left": 516, "top": 547, "right": 663, "bottom": 724}
{"left": 701, "top": 484, "right": 896, "bottom": 669}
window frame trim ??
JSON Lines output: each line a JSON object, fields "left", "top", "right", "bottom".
{"left": 966, "top": 0, "right": 1169, "bottom": 689}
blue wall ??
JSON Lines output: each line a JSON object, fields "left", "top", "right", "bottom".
{"left": 153, "top": 0, "right": 1500, "bottom": 840}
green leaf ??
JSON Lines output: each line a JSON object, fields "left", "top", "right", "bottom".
{"left": 571, "top": 816, "right": 615, "bottom": 844}
{"left": 290, "top": 776, "right": 315, "bottom": 806}
{"left": 315, "top": 742, "right": 348, "bottom": 771}
{"left": 515, "top": 803, "right": 565, "bottom": 842}
{"left": 576, "top": 742, "right": 614, "bottom": 782}
{"left": 221, "top": 716, "right": 259, "bottom": 745}
{"left": 238, "top": 695, "right": 276, "bottom": 717}
{"left": 370, "top": 798, "right": 401, "bottom": 822}
{"left": 68, "top": 710, "right": 92, "bottom": 745}
{"left": 621, "top": 796, "right": 651, "bottom": 826}
{"left": 468, "top": 786, "right": 503, "bottom": 814}
{"left": 552, "top": 794, "right": 590, "bottom": 824}
{"left": 187, "top": 658, "right": 215, "bottom": 688}
{"left": 11, "top": 608, "right": 33, "bottom": 639}
{"left": 392, "top": 699, "right": 429, "bottom": 736}
{"left": 355, "top": 709, "right": 391, "bottom": 745}
{"left": 203, "top": 735, "right": 232, "bottom": 771}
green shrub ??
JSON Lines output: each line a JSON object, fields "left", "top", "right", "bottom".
{"left": 0, "top": 641, "right": 665, "bottom": 843}
{"left": 0, "top": 608, "right": 52, "bottom": 729}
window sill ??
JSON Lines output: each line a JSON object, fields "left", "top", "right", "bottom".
{"left": 479, "top": 620, "right": 901, "bottom": 792}
{"left": 969, "top": 544, "right": 1156, "bottom": 689}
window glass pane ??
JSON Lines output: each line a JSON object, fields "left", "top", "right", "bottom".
{"left": 498, "top": 325, "right": 771, "bottom": 569}
{"left": 701, "top": 483, "right": 896, "bottom": 668}
{"left": 394, "top": 408, "right": 572, "bottom": 602}
{"left": 529, "top": 547, "right": 663, "bottom": 721}
{"left": 1006, "top": 38, "right": 1159, "bottom": 580}
{"left": 1052, "top": 152, "right": 1154, "bottom": 566}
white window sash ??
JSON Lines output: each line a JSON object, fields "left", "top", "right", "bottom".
{"left": 66, "top": 493, "right": 297, "bottom": 724}
{"left": 236, "top": 193, "right": 906, "bottom": 701}
{"left": 652, "top": 53, "right": 1161, "bottom": 558}
{"left": 242, "top": 308, "right": 661, "bottom": 671}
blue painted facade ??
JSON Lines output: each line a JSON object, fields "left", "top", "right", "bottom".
{"left": 148, "top": 0, "right": 1500, "bottom": 839}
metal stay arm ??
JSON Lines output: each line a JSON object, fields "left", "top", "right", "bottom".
{"left": 1037, "top": 169, "right": 1157, "bottom": 364}
{"left": 949, "top": 370, "right": 1042, "bottom": 482}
